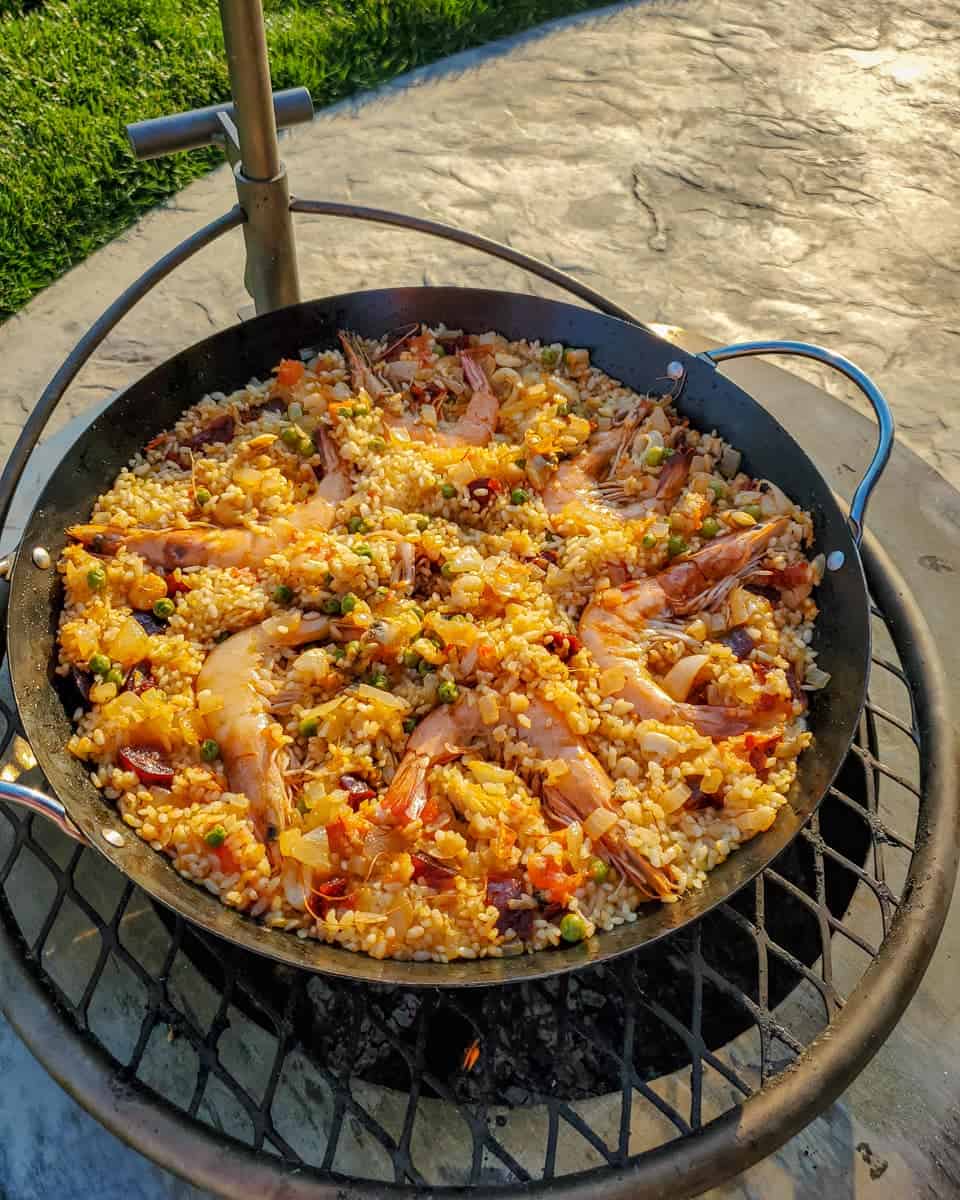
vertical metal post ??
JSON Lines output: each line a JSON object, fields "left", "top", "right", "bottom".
{"left": 219, "top": 0, "right": 301, "bottom": 313}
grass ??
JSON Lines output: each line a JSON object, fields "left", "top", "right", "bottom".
{"left": 0, "top": 0, "right": 609, "bottom": 319}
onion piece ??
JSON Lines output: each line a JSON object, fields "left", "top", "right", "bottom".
{"left": 661, "top": 654, "right": 710, "bottom": 701}
{"left": 802, "top": 665, "right": 832, "bottom": 691}
{"left": 719, "top": 446, "right": 742, "bottom": 479}
{"left": 660, "top": 781, "right": 692, "bottom": 814}
{"left": 584, "top": 808, "right": 619, "bottom": 841}
{"left": 640, "top": 730, "right": 681, "bottom": 758}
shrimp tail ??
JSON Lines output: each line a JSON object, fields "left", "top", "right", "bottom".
{"left": 382, "top": 752, "right": 432, "bottom": 824}
{"left": 676, "top": 702, "right": 753, "bottom": 739}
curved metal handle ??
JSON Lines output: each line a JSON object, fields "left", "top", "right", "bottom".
{"left": 699, "top": 340, "right": 894, "bottom": 545}
{"left": 0, "top": 781, "right": 87, "bottom": 844}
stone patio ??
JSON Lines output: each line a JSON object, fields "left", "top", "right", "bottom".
{"left": 1, "top": 1, "right": 958, "bottom": 1197}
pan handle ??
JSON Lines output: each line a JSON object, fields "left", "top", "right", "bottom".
{"left": 0, "top": 780, "right": 87, "bottom": 844}
{"left": 698, "top": 340, "right": 894, "bottom": 546}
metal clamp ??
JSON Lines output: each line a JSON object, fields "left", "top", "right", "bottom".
{"left": 0, "top": 781, "right": 86, "bottom": 843}
{"left": 700, "top": 340, "right": 894, "bottom": 544}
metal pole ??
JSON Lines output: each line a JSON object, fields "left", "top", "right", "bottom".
{"left": 219, "top": 0, "right": 301, "bottom": 313}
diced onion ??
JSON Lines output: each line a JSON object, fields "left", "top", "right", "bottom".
{"left": 661, "top": 654, "right": 710, "bottom": 702}
{"left": 354, "top": 683, "right": 409, "bottom": 709}
{"left": 640, "top": 730, "right": 681, "bottom": 758}
{"left": 802, "top": 665, "right": 832, "bottom": 691}
{"left": 719, "top": 446, "right": 742, "bottom": 479}
{"left": 661, "top": 782, "right": 692, "bottom": 814}
{"left": 584, "top": 808, "right": 619, "bottom": 840}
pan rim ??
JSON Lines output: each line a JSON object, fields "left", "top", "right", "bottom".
{"left": 6, "top": 286, "right": 870, "bottom": 986}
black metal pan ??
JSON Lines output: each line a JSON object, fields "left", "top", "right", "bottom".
{"left": 0, "top": 285, "right": 893, "bottom": 986}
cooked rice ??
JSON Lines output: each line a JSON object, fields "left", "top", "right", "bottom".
{"left": 56, "top": 327, "right": 822, "bottom": 962}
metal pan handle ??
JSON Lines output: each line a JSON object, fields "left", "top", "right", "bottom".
{"left": 699, "top": 340, "right": 894, "bottom": 546}
{"left": 0, "top": 780, "right": 87, "bottom": 843}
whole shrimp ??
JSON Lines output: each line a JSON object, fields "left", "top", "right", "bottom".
{"left": 68, "top": 429, "right": 350, "bottom": 570}
{"left": 580, "top": 518, "right": 791, "bottom": 737}
{"left": 381, "top": 690, "right": 673, "bottom": 900}
{"left": 197, "top": 610, "right": 332, "bottom": 851}
{"left": 543, "top": 401, "right": 692, "bottom": 523}
{"left": 521, "top": 695, "right": 674, "bottom": 901}
{"left": 387, "top": 352, "right": 499, "bottom": 447}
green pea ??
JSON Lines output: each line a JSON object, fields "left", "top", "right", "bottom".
{"left": 437, "top": 680, "right": 459, "bottom": 704}
{"left": 559, "top": 913, "right": 588, "bottom": 943}
{"left": 440, "top": 483, "right": 456, "bottom": 499}
{"left": 440, "top": 562, "right": 454, "bottom": 578}
{"left": 417, "top": 659, "right": 435, "bottom": 676}
{"left": 88, "top": 653, "right": 111, "bottom": 676}
{"left": 645, "top": 446, "right": 666, "bottom": 467}
{"left": 195, "top": 487, "right": 211, "bottom": 507}
{"left": 588, "top": 857, "right": 610, "bottom": 884}
{"left": 353, "top": 403, "right": 370, "bottom": 417}
{"left": 346, "top": 640, "right": 361, "bottom": 657}
{"left": 510, "top": 488, "right": 528, "bottom": 505}
{"left": 402, "top": 716, "right": 418, "bottom": 734}
{"left": 105, "top": 667, "right": 125, "bottom": 687}
{"left": 667, "top": 535, "right": 688, "bottom": 558}
{"left": 354, "top": 544, "right": 373, "bottom": 558}
{"left": 415, "top": 515, "right": 430, "bottom": 531}
{"left": 204, "top": 825, "right": 227, "bottom": 848}
{"left": 368, "top": 671, "right": 390, "bottom": 690}
{"left": 297, "top": 434, "right": 315, "bottom": 457}
{"left": 152, "top": 597, "right": 175, "bottom": 619}
{"left": 555, "top": 402, "right": 570, "bottom": 417}
{"left": 541, "top": 346, "right": 561, "bottom": 368}
{"left": 322, "top": 597, "right": 341, "bottom": 615}
{"left": 709, "top": 480, "right": 726, "bottom": 498}
{"left": 347, "top": 516, "right": 367, "bottom": 534}
{"left": 280, "top": 425, "right": 302, "bottom": 449}
{"left": 402, "top": 649, "right": 421, "bottom": 669}
{"left": 331, "top": 645, "right": 346, "bottom": 661}
{"left": 367, "top": 437, "right": 386, "bottom": 453}
{"left": 200, "top": 738, "right": 220, "bottom": 762}
{"left": 299, "top": 716, "right": 319, "bottom": 737}
{"left": 700, "top": 517, "right": 720, "bottom": 540}
{"left": 86, "top": 566, "right": 106, "bottom": 591}
{"left": 272, "top": 584, "right": 293, "bottom": 604}
{"left": 339, "top": 593, "right": 358, "bottom": 615}
{"left": 642, "top": 533, "right": 658, "bottom": 549}
{"left": 744, "top": 504, "right": 763, "bottom": 521}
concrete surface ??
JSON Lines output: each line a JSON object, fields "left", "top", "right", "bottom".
{"left": 1, "top": 1, "right": 959, "bottom": 1197}
{"left": 1, "top": 0, "right": 958, "bottom": 483}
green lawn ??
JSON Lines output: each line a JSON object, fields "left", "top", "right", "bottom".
{"left": 0, "top": 0, "right": 607, "bottom": 319}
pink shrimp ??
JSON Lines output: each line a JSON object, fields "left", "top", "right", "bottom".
{"left": 68, "top": 430, "right": 350, "bottom": 570}
{"left": 580, "top": 519, "right": 791, "bottom": 737}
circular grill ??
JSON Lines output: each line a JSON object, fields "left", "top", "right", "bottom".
{"left": 0, "top": 534, "right": 952, "bottom": 1198}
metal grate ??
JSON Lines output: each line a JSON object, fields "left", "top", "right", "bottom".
{"left": 0, "top": 588, "right": 934, "bottom": 1193}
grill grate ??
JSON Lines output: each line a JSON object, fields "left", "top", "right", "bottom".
{"left": 0, "top": 596, "right": 930, "bottom": 1192}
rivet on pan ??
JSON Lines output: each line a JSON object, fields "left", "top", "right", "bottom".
{"left": 32, "top": 546, "right": 51, "bottom": 570}
{"left": 102, "top": 829, "right": 125, "bottom": 848}
{"left": 0, "top": 556, "right": 11, "bottom": 580}
{"left": 666, "top": 361, "right": 684, "bottom": 380}
{"left": 827, "top": 551, "right": 845, "bottom": 571}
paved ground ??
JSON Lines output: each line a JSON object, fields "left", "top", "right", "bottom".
{"left": 1, "top": 0, "right": 958, "bottom": 483}
{"left": 1, "top": 1, "right": 958, "bottom": 1197}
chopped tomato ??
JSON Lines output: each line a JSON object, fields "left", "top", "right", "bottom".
{"left": 215, "top": 843, "right": 241, "bottom": 874}
{"left": 743, "top": 732, "right": 781, "bottom": 774}
{"left": 275, "top": 358, "right": 305, "bottom": 388}
{"left": 307, "top": 876, "right": 355, "bottom": 920}
{"left": 325, "top": 816, "right": 350, "bottom": 859}
{"left": 527, "top": 855, "right": 584, "bottom": 904}
{"left": 420, "top": 797, "right": 440, "bottom": 825}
